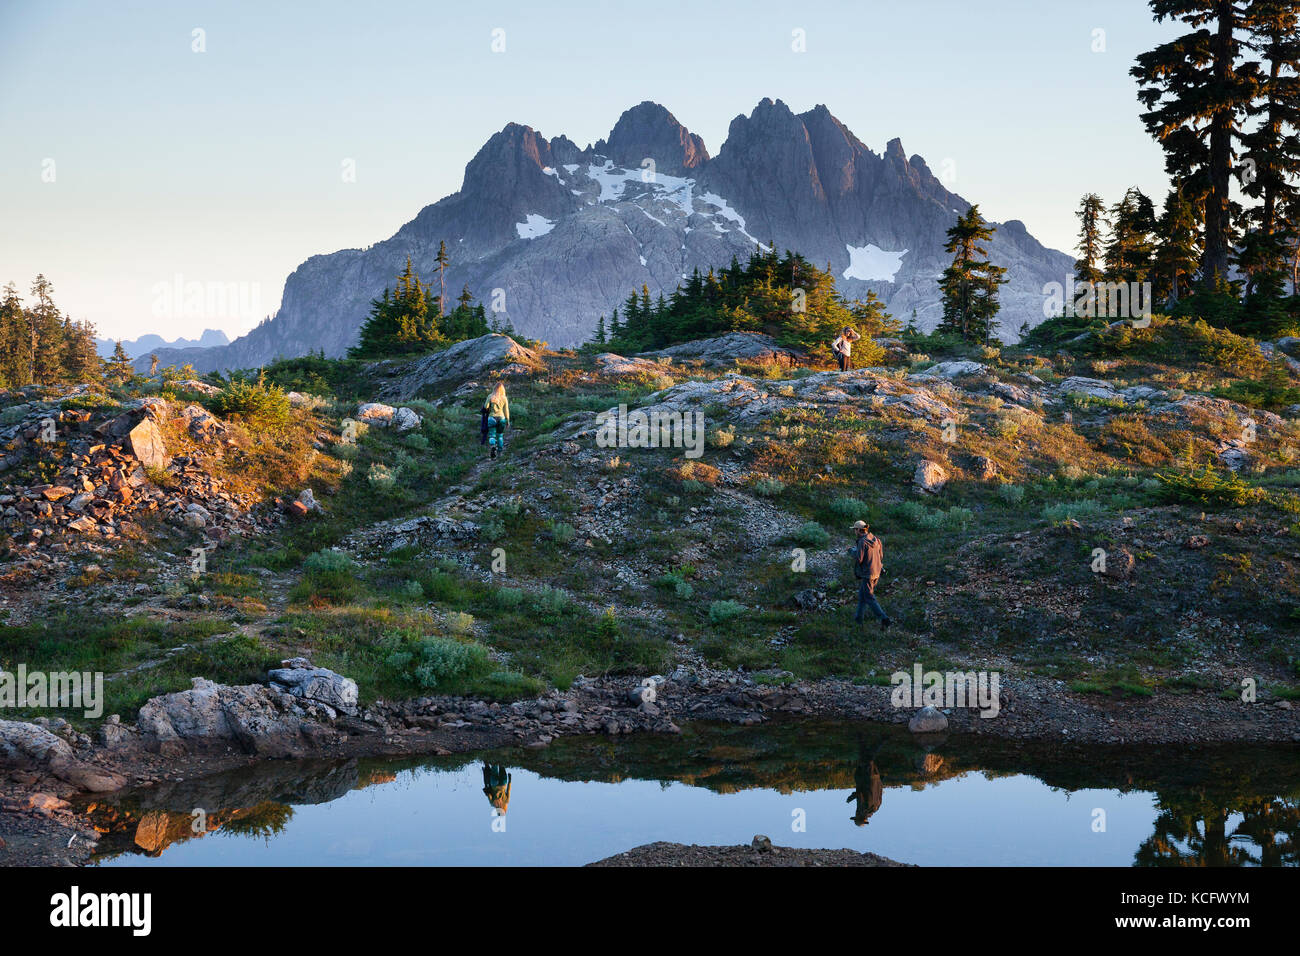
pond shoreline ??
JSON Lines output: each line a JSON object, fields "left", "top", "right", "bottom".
{"left": 3, "top": 668, "right": 1298, "bottom": 866}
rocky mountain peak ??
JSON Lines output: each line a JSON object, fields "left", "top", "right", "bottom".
{"left": 602, "top": 101, "right": 708, "bottom": 175}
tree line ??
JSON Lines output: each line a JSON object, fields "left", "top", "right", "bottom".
{"left": 0, "top": 276, "right": 135, "bottom": 388}
{"left": 349, "top": 246, "right": 498, "bottom": 359}
{"left": 589, "top": 246, "right": 899, "bottom": 354}
{"left": 1121, "top": 0, "right": 1300, "bottom": 335}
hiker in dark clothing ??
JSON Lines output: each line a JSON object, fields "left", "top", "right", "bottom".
{"left": 849, "top": 520, "right": 893, "bottom": 629}
{"left": 481, "top": 383, "right": 510, "bottom": 459}
{"left": 847, "top": 737, "right": 884, "bottom": 826}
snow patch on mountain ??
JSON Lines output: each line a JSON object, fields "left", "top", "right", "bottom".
{"left": 516, "top": 214, "right": 556, "bottom": 239}
{"left": 844, "top": 244, "right": 908, "bottom": 282}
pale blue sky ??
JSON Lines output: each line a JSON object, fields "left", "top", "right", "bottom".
{"left": 1, "top": 0, "right": 1177, "bottom": 342}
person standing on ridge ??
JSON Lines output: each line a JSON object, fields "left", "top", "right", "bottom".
{"left": 482, "top": 382, "right": 510, "bottom": 459}
{"left": 831, "top": 326, "right": 861, "bottom": 371}
{"left": 849, "top": 519, "right": 892, "bottom": 630}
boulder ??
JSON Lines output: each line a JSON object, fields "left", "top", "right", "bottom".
{"left": 356, "top": 402, "right": 395, "bottom": 425}
{"left": 268, "top": 659, "right": 359, "bottom": 717}
{"left": 0, "top": 719, "right": 74, "bottom": 764}
{"left": 127, "top": 417, "right": 169, "bottom": 470}
{"left": 908, "top": 706, "right": 948, "bottom": 733}
{"left": 136, "top": 677, "right": 327, "bottom": 757}
{"left": 913, "top": 460, "right": 948, "bottom": 495}
{"left": 909, "top": 360, "right": 988, "bottom": 380}
{"left": 1057, "top": 377, "right": 1122, "bottom": 403}
{"left": 643, "top": 332, "right": 803, "bottom": 368}
{"left": 376, "top": 334, "right": 544, "bottom": 400}
{"left": 595, "top": 353, "right": 671, "bottom": 378}
{"left": 392, "top": 406, "right": 422, "bottom": 432}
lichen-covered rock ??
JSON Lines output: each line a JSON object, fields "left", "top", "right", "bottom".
{"left": 643, "top": 332, "right": 803, "bottom": 369}
{"left": 268, "top": 659, "right": 359, "bottom": 716}
{"left": 913, "top": 460, "right": 948, "bottom": 495}
{"left": 377, "top": 334, "right": 543, "bottom": 400}
{"left": 135, "top": 677, "right": 331, "bottom": 757}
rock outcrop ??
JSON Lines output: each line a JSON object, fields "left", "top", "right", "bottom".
{"left": 135, "top": 677, "right": 337, "bottom": 758}
{"left": 375, "top": 334, "right": 543, "bottom": 400}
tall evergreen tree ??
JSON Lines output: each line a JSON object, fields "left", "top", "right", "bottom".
{"left": 1237, "top": 0, "right": 1300, "bottom": 323}
{"left": 1154, "top": 186, "right": 1204, "bottom": 305}
{"left": 435, "top": 240, "right": 450, "bottom": 316}
{"left": 1075, "top": 193, "right": 1108, "bottom": 286}
{"left": 1132, "top": 0, "right": 1258, "bottom": 286}
{"left": 938, "top": 206, "right": 1007, "bottom": 344}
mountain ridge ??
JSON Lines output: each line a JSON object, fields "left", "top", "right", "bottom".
{"left": 138, "top": 98, "right": 1073, "bottom": 374}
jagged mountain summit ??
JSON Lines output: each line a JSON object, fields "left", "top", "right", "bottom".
{"left": 146, "top": 98, "right": 1072, "bottom": 373}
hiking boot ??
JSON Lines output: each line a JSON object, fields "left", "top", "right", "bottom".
{"left": 490, "top": 445, "right": 497, "bottom": 459}
{"left": 881, "top": 617, "right": 893, "bottom": 631}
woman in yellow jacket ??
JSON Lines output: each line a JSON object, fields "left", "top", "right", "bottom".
{"left": 481, "top": 382, "right": 510, "bottom": 459}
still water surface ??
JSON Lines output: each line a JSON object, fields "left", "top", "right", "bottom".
{"left": 85, "top": 720, "right": 1299, "bottom": 866}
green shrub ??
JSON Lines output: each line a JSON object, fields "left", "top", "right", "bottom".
{"left": 997, "top": 484, "right": 1025, "bottom": 505}
{"left": 752, "top": 477, "right": 786, "bottom": 496}
{"left": 1041, "top": 499, "right": 1106, "bottom": 522}
{"left": 494, "top": 586, "right": 525, "bottom": 608}
{"left": 791, "top": 521, "right": 831, "bottom": 548}
{"left": 290, "top": 549, "right": 361, "bottom": 604}
{"left": 446, "top": 611, "right": 475, "bottom": 636}
{"left": 708, "top": 600, "right": 746, "bottom": 625}
{"left": 211, "top": 374, "right": 292, "bottom": 430}
{"left": 1154, "top": 465, "right": 1266, "bottom": 508}
{"left": 547, "top": 520, "right": 576, "bottom": 545}
{"left": 829, "top": 497, "right": 870, "bottom": 519}
{"left": 532, "top": 585, "right": 569, "bottom": 616}
{"left": 407, "top": 637, "right": 494, "bottom": 690}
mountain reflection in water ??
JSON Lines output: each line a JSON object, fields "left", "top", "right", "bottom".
{"left": 82, "top": 720, "right": 1300, "bottom": 867}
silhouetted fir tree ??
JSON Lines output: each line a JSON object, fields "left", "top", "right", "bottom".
{"left": 594, "top": 314, "right": 607, "bottom": 344}
{"left": 938, "top": 206, "right": 1007, "bottom": 344}
{"left": 1236, "top": 0, "right": 1300, "bottom": 330}
{"left": 1133, "top": 0, "right": 1257, "bottom": 287}
{"left": 0, "top": 275, "right": 100, "bottom": 386}
{"left": 1075, "top": 193, "right": 1107, "bottom": 286}
{"left": 435, "top": 240, "right": 450, "bottom": 316}
{"left": 1154, "top": 186, "right": 1203, "bottom": 306}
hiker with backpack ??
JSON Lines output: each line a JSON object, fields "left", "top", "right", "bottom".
{"left": 481, "top": 382, "right": 510, "bottom": 459}
{"left": 831, "top": 326, "right": 861, "bottom": 372}
{"left": 849, "top": 519, "right": 893, "bottom": 629}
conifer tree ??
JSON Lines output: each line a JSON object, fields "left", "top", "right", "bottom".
{"left": 937, "top": 206, "right": 1007, "bottom": 344}
{"left": 1132, "top": 0, "right": 1258, "bottom": 286}
{"left": 1075, "top": 193, "right": 1108, "bottom": 286}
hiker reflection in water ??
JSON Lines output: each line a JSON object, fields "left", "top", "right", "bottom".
{"left": 848, "top": 739, "right": 884, "bottom": 826}
{"left": 482, "top": 762, "right": 512, "bottom": 815}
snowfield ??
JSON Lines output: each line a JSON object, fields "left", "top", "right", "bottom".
{"left": 843, "top": 243, "right": 908, "bottom": 282}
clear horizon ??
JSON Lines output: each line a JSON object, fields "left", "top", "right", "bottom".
{"left": 1, "top": 0, "right": 1178, "bottom": 342}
